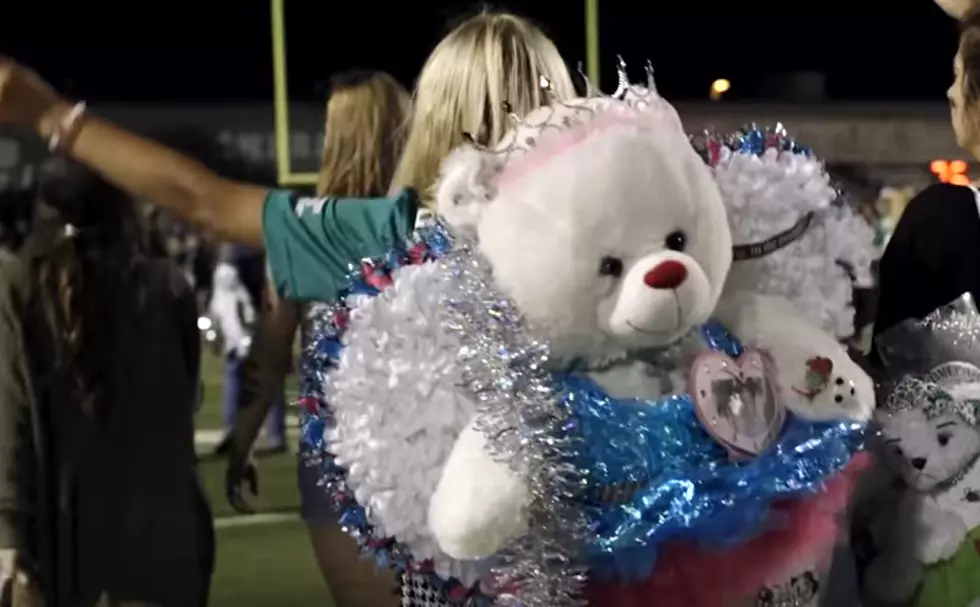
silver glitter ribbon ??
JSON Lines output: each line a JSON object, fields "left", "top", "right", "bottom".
{"left": 879, "top": 293, "right": 980, "bottom": 424}
{"left": 877, "top": 292, "right": 980, "bottom": 380}
{"left": 434, "top": 225, "right": 589, "bottom": 606}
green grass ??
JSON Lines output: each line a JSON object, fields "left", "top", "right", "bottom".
{"left": 196, "top": 347, "right": 331, "bottom": 606}
{"left": 210, "top": 520, "right": 333, "bottom": 607}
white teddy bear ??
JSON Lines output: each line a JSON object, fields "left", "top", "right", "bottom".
{"left": 426, "top": 88, "right": 874, "bottom": 563}
{"left": 321, "top": 81, "right": 873, "bottom": 605}
{"left": 865, "top": 368, "right": 980, "bottom": 607}
{"left": 325, "top": 90, "right": 734, "bottom": 585}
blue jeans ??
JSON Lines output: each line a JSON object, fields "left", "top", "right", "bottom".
{"left": 223, "top": 352, "right": 286, "bottom": 447}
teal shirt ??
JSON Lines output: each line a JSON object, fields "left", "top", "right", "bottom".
{"left": 262, "top": 188, "right": 420, "bottom": 302}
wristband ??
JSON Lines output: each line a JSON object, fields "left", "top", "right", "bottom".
{"left": 47, "top": 101, "right": 87, "bottom": 152}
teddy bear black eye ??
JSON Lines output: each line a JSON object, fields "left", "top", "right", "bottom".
{"left": 665, "top": 230, "right": 687, "bottom": 252}
{"left": 599, "top": 256, "right": 624, "bottom": 278}
{"left": 938, "top": 432, "right": 951, "bottom": 447}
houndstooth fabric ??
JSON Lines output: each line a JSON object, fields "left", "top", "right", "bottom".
{"left": 398, "top": 572, "right": 453, "bottom": 607}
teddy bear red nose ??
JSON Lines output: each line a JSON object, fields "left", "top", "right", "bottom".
{"left": 644, "top": 260, "right": 688, "bottom": 290}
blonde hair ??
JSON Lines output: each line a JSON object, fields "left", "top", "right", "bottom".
{"left": 389, "top": 11, "right": 575, "bottom": 201}
{"left": 317, "top": 70, "right": 411, "bottom": 197}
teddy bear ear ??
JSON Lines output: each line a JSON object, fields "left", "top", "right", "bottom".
{"left": 434, "top": 142, "right": 499, "bottom": 229}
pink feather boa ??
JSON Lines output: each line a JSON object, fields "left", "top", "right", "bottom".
{"left": 585, "top": 453, "right": 871, "bottom": 607}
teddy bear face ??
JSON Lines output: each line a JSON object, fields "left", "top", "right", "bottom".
{"left": 444, "top": 101, "right": 732, "bottom": 364}
{"left": 879, "top": 408, "right": 980, "bottom": 491}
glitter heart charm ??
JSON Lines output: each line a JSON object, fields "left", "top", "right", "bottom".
{"left": 689, "top": 350, "right": 786, "bottom": 458}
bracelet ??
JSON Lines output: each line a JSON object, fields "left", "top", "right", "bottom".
{"left": 47, "top": 101, "right": 87, "bottom": 152}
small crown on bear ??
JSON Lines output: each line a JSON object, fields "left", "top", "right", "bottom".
{"left": 884, "top": 366, "right": 980, "bottom": 425}
{"left": 460, "top": 56, "right": 677, "bottom": 166}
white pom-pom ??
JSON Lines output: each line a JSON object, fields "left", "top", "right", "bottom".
{"left": 716, "top": 148, "right": 875, "bottom": 339}
{"left": 434, "top": 145, "right": 498, "bottom": 229}
{"left": 324, "top": 262, "right": 487, "bottom": 584}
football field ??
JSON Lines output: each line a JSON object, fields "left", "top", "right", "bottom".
{"left": 196, "top": 348, "right": 336, "bottom": 607}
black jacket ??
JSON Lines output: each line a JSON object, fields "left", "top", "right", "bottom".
{"left": 0, "top": 251, "right": 211, "bottom": 606}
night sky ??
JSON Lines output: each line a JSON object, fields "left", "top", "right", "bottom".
{"left": 0, "top": 1, "right": 964, "bottom": 103}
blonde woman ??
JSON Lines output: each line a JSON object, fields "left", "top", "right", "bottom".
{"left": 0, "top": 9, "right": 573, "bottom": 605}
{"left": 390, "top": 10, "right": 574, "bottom": 199}
{"left": 224, "top": 69, "right": 410, "bottom": 607}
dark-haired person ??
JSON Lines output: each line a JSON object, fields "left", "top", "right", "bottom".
{"left": 0, "top": 155, "right": 212, "bottom": 606}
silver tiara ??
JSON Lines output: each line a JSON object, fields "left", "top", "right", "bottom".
{"left": 461, "top": 57, "right": 673, "bottom": 166}
{"left": 884, "top": 362, "right": 980, "bottom": 425}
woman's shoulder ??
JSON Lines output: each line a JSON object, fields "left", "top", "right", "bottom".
{"left": 905, "top": 182, "right": 977, "bottom": 211}
{"left": 894, "top": 183, "right": 980, "bottom": 233}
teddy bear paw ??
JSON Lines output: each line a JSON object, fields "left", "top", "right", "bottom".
{"left": 919, "top": 524, "right": 967, "bottom": 564}
{"left": 828, "top": 375, "right": 862, "bottom": 413}
{"left": 792, "top": 373, "right": 872, "bottom": 422}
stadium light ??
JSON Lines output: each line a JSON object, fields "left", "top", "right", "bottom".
{"left": 710, "top": 78, "right": 731, "bottom": 101}
{"left": 930, "top": 159, "right": 971, "bottom": 185}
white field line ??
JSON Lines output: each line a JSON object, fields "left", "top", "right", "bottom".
{"left": 213, "top": 512, "right": 300, "bottom": 529}
{"left": 195, "top": 415, "right": 301, "bottom": 446}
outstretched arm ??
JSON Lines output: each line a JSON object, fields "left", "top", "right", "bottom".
{"left": 0, "top": 60, "right": 422, "bottom": 302}
{"left": 0, "top": 61, "right": 266, "bottom": 246}
{"left": 39, "top": 102, "right": 268, "bottom": 246}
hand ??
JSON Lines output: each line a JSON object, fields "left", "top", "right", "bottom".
{"left": 0, "top": 552, "right": 43, "bottom": 607}
{"left": 917, "top": 510, "right": 968, "bottom": 564}
{"left": 9, "top": 571, "right": 43, "bottom": 607}
{"left": 235, "top": 336, "right": 252, "bottom": 360}
{"left": 935, "top": 0, "right": 977, "bottom": 18}
{"left": 225, "top": 435, "right": 260, "bottom": 514}
{"left": 0, "top": 60, "right": 62, "bottom": 134}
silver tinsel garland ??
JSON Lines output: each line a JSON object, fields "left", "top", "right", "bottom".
{"left": 435, "top": 227, "right": 590, "bottom": 606}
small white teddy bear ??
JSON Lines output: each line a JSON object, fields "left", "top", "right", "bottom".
{"left": 865, "top": 372, "right": 980, "bottom": 606}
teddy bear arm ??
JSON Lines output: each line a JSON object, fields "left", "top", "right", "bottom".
{"left": 428, "top": 419, "right": 530, "bottom": 560}
{"left": 913, "top": 496, "right": 970, "bottom": 564}
{"left": 715, "top": 291, "right": 874, "bottom": 421}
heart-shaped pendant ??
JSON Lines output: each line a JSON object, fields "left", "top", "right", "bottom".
{"left": 689, "top": 350, "right": 785, "bottom": 458}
